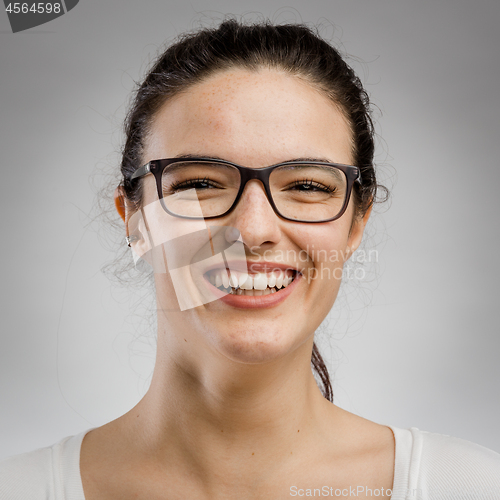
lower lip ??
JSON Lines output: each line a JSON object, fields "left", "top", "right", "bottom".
{"left": 208, "top": 273, "right": 301, "bottom": 309}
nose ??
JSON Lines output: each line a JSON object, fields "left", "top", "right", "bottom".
{"left": 225, "top": 180, "right": 282, "bottom": 251}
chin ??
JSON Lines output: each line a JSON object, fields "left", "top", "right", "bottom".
{"left": 211, "top": 324, "right": 307, "bottom": 365}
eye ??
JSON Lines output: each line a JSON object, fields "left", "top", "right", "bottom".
{"left": 288, "top": 179, "right": 335, "bottom": 193}
{"left": 170, "top": 177, "right": 221, "bottom": 191}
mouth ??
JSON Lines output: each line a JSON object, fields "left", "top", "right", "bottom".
{"left": 204, "top": 268, "right": 299, "bottom": 296}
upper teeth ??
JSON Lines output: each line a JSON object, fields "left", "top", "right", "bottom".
{"left": 207, "top": 269, "right": 294, "bottom": 290}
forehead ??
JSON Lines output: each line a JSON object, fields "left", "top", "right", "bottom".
{"left": 144, "top": 68, "right": 354, "bottom": 166}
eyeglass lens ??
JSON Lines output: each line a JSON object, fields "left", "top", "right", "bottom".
{"left": 160, "top": 161, "right": 348, "bottom": 221}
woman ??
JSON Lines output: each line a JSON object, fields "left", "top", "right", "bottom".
{"left": 1, "top": 19, "right": 499, "bottom": 500}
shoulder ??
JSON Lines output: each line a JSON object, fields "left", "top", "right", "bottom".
{"left": 415, "top": 427, "right": 500, "bottom": 474}
{"left": 392, "top": 426, "right": 500, "bottom": 499}
{"left": 0, "top": 431, "right": 89, "bottom": 500}
{"left": 0, "top": 445, "right": 56, "bottom": 499}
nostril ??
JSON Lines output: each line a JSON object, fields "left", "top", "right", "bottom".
{"left": 224, "top": 227, "right": 240, "bottom": 243}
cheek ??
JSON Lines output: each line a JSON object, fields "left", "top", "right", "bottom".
{"left": 292, "top": 219, "right": 352, "bottom": 273}
{"left": 291, "top": 220, "right": 353, "bottom": 317}
{"left": 154, "top": 272, "right": 178, "bottom": 304}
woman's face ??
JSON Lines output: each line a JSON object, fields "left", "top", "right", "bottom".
{"left": 134, "top": 68, "right": 369, "bottom": 365}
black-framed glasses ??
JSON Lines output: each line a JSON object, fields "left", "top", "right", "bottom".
{"left": 130, "top": 157, "right": 361, "bottom": 223}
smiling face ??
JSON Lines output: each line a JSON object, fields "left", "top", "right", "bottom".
{"left": 132, "top": 67, "right": 369, "bottom": 365}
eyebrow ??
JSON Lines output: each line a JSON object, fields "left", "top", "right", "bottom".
{"left": 173, "top": 153, "right": 341, "bottom": 165}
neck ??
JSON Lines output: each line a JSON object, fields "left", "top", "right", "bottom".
{"left": 147, "top": 341, "right": 324, "bottom": 435}
{"left": 124, "top": 316, "right": 338, "bottom": 480}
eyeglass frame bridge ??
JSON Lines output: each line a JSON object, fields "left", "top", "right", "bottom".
{"left": 130, "top": 157, "right": 362, "bottom": 223}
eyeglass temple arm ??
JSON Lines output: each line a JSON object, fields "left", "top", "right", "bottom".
{"left": 355, "top": 167, "right": 362, "bottom": 185}
{"left": 130, "top": 162, "right": 151, "bottom": 181}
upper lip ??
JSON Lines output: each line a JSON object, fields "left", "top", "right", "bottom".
{"left": 202, "top": 260, "right": 302, "bottom": 275}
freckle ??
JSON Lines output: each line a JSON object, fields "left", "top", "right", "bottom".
{"left": 137, "top": 414, "right": 139, "bottom": 418}
{"left": 291, "top": 452, "right": 293, "bottom": 454}
{"left": 297, "top": 430, "right": 300, "bottom": 432}
{"left": 221, "top": 430, "right": 223, "bottom": 432}
{"left": 184, "top": 339, "right": 187, "bottom": 342}
{"left": 252, "top": 453, "right": 254, "bottom": 455}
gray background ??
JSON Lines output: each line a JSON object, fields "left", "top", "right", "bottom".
{"left": 1, "top": 0, "right": 499, "bottom": 459}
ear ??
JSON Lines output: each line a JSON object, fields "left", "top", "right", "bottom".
{"left": 114, "top": 186, "right": 136, "bottom": 243}
{"left": 114, "top": 186, "right": 127, "bottom": 223}
{"left": 345, "top": 204, "right": 372, "bottom": 260}
{"left": 114, "top": 186, "right": 153, "bottom": 258}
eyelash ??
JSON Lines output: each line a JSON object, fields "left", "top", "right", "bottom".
{"left": 289, "top": 179, "right": 335, "bottom": 193}
{"left": 169, "top": 177, "right": 220, "bottom": 191}
{"left": 168, "top": 177, "right": 336, "bottom": 193}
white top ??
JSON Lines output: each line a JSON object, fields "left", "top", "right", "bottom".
{"left": 1, "top": 426, "right": 500, "bottom": 499}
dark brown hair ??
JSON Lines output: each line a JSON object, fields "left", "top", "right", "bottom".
{"left": 119, "top": 19, "right": 384, "bottom": 402}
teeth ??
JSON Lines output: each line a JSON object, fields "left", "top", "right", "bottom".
{"left": 240, "top": 275, "right": 253, "bottom": 290}
{"left": 229, "top": 271, "right": 239, "bottom": 288}
{"left": 253, "top": 274, "right": 268, "bottom": 290}
{"left": 221, "top": 271, "right": 229, "bottom": 289}
{"left": 238, "top": 273, "right": 249, "bottom": 288}
{"left": 276, "top": 272, "right": 284, "bottom": 289}
{"left": 207, "top": 268, "right": 296, "bottom": 292}
{"left": 227, "top": 286, "right": 283, "bottom": 296}
{"left": 267, "top": 273, "right": 276, "bottom": 288}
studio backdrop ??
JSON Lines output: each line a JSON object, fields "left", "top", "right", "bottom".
{"left": 1, "top": 0, "right": 499, "bottom": 459}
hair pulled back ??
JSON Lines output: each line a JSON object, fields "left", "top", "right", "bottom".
{"left": 120, "top": 19, "right": 383, "bottom": 402}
